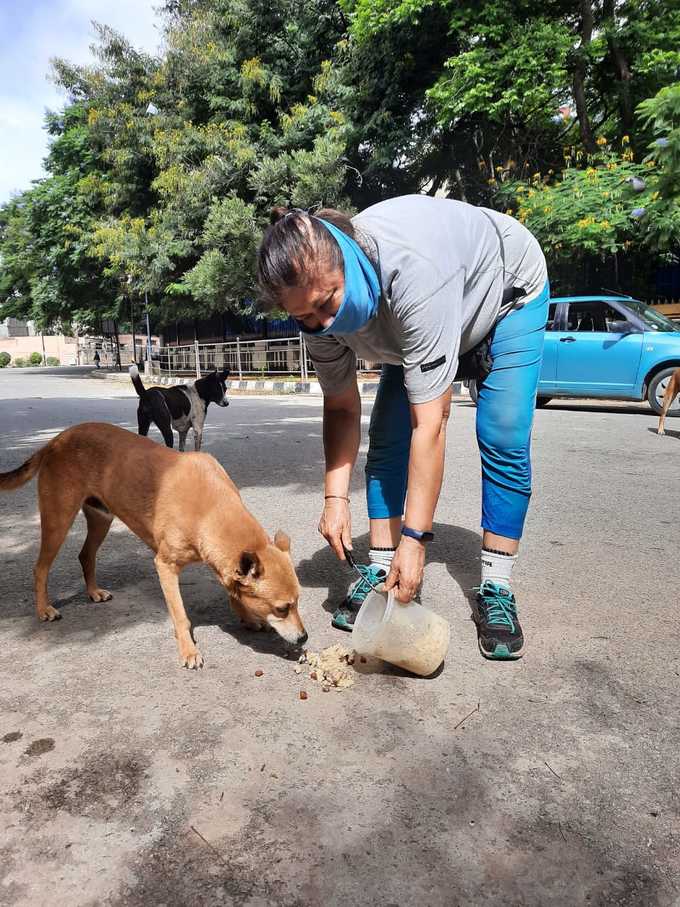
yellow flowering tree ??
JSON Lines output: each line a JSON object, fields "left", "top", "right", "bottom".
{"left": 497, "top": 83, "right": 680, "bottom": 279}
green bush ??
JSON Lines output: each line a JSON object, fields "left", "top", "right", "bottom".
{"left": 45, "top": 356, "right": 60, "bottom": 366}
{"left": 29, "top": 351, "right": 43, "bottom": 366}
{"left": 0, "top": 352, "right": 10, "bottom": 368}
{"left": 13, "top": 357, "right": 26, "bottom": 368}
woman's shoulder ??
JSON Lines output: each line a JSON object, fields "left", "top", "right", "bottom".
{"left": 353, "top": 196, "right": 482, "bottom": 287}
{"left": 353, "top": 194, "right": 472, "bottom": 225}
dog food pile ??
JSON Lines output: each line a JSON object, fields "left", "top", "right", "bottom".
{"left": 294, "top": 644, "right": 356, "bottom": 691}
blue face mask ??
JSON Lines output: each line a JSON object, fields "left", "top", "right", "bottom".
{"left": 298, "top": 218, "right": 380, "bottom": 336}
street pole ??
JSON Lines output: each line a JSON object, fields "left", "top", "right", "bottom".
{"left": 40, "top": 332, "right": 47, "bottom": 366}
{"left": 130, "top": 296, "right": 136, "bottom": 367}
{"left": 145, "top": 290, "right": 152, "bottom": 375}
{"left": 114, "top": 321, "right": 121, "bottom": 371}
{"left": 194, "top": 339, "right": 201, "bottom": 379}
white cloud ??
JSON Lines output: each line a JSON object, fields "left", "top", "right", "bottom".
{"left": 0, "top": 0, "right": 164, "bottom": 203}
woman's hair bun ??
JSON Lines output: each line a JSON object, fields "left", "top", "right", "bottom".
{"left": 270, "top": 206, "right": 291, "bottom": 225}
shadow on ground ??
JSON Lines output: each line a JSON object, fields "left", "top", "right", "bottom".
{"left": 295, "top": 522, "right": 481, "bottom": 618}
{"left": 647, "top": 426, "right": 680, "bottom": 440}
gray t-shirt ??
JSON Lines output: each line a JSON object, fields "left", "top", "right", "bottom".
{"left": 305, "top": 195, "right": 547, "bottom": 404}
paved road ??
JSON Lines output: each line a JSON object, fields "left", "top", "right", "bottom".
{"left": 0, "top": 370, "right": 678, "bottom": 906}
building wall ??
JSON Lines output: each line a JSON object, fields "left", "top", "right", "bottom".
{"left": 0, "top": 334, "right": 79, "bottom": 364}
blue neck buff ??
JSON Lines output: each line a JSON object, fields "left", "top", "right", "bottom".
{"left": 298, "top": 218, "right": 380, "bottom": 336}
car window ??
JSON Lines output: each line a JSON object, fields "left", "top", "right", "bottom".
{"left": 546, "top": 303, "right": 558, "bottom": 331}
{"left": 566, "top": 302, "right": 630, "bottom": 333}
{"left": 620, "top": 299, "right": 680, "bottom": 332}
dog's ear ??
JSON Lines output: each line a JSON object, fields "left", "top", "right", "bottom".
{"left": 221, "top": 368, "right": 230, "bottom": 378}
{"left": 237, "top": 551, "right": 262, "bottom": 581}
{"left": 274, "top": 530, "right": 290, "bottom": 553}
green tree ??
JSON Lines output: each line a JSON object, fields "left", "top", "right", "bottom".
{"left": 341, "top": 0, "right": 680, "bottom": 203}
{"left": 2, "top": 0, "right": 679, "bottom": 327}
{"left": 66, "top": 2, "right": 352, "bottom": 320}
{"left": 637, "top": 82, "right": 680, "bottom": 249}
{"left": 497, "top": 82, "right": 680, "bottom": 290}
{"left": 0, "top": 102, "right": 120, "bottom": 329}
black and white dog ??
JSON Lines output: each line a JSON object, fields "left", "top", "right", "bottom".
{"left": 129, "top": 365, "right": 229, "bottom": 451}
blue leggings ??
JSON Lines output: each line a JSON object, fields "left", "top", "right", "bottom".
{"left": 365, "top": 283, "right": 549, "bottom": 540}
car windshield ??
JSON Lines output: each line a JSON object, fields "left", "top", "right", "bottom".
{"left": 621, "top": 299, "right": 680, "bottom": 332}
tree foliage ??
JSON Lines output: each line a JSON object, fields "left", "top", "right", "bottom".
{"left": 497, "top": 82, "right": 680, "bottom": 287}
{"left": 0, "top": 0, "right": 679, "bottom": 330}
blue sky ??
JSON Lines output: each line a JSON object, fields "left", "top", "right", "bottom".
{"left": 0, "top": 0, "right": 163, "bottom": 203}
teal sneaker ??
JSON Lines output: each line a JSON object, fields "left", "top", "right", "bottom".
{"left": 332, "top": 562, "right": 388, "bottom": 632}
{"left": 473, "top": 581, "right": 525, "bottom": 659}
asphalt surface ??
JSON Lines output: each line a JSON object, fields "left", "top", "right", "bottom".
{"left": 0, "top": 369, "right": 678, "bottom": 906}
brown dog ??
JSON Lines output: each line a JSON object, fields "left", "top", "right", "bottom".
{"left": 657, "top": 368, "right": 680, "bottom": 435}
{"left": 0, "top": 422, "right": 306, "bottom": 667}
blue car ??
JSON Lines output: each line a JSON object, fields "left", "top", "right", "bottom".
{"left": 470, "top": 295, "right": 680, "bottom": 414}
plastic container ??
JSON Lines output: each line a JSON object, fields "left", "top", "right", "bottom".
{"left": 352, "top": 586, "right": 450, "bottom": 677}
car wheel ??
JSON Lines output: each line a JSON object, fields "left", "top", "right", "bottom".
{"left": 647, "top": 367, "right": 680, "bottom": 416}
{"left": 536, "top": 396, "right": 552, "bottom": 408}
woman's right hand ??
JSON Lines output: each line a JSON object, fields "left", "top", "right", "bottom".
{"left": 318, "top": 498, "right": 353, "bottom": 561}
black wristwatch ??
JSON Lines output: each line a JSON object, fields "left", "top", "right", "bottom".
{"left": 401, "top": 526, "right": 435, "bottom": 543}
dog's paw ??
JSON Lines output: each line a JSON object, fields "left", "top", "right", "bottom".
{"left": 88, "top": 588, "right": 113, "bottom": 603}
{"left": 181, "top": 649, "right": 204, "bottom": 670}
{"left": 658, "top": 428, "right": 665, "bottom": 436}
{"left": 38, "top": 605, "right": 61, "bottom": 622}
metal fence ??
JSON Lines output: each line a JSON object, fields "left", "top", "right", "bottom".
{"left": 147, "top": 335, "right": 375, "bottom": 380}
{"left": 79, "top": 338, "right": 138, "bottom": 368}
{"left": 136, "top": 297, "right": 680, "bottom": 381}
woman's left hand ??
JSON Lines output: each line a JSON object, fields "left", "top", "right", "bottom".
{"left": 384, "top": 536, "right": 425, "bottom": 603}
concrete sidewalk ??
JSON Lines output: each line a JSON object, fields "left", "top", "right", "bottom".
{"left": 98, "top": 368, "right": 470, "bottom": 398}
{"left": 0, "top": 371, "right": 677, "bottom": 906}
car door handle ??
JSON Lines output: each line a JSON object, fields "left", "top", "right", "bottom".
{"left": 560, "top": 336, "right": 577, "bottom": 343}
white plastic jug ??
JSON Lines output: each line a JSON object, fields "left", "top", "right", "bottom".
{"left": 352, "top": 586, "right": 450, "bottom": 677}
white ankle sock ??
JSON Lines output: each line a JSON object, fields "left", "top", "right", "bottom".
{"left": 369, "top": 547, "right": 396, "bottom": 571}
{"left": 481, "top": 548, "right": 517, "bottom": 590}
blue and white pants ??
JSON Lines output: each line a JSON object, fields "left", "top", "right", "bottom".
{"left": 365, "top": 283, "right": 549, "bottom": 540}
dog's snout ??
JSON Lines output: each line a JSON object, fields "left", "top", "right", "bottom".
{"left": 298, "top": 631, "right": 308, "bottom": 646}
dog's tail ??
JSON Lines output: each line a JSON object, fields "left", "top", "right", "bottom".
{"left": 129, "top": 364, "right": 146, "bottom": 398}
{"left": 0, "top": 446, "right": 48, "bottom": 492}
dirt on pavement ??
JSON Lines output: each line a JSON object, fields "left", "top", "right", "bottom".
{"left": 0, "top": 373, "right": 678, "bottom": 906}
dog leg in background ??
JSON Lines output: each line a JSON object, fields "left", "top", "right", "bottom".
{"left": 658, "top": 371, "right": 679, "bottom": 435}
{"left": 149, "top": 391, "right": 175, "bottom": 448}
{"left": 78, "top": 501, "right": 114, "bottom": 603}
{"left": 137, "top": 408, "right": 152, "bottom": 437}
{"left": 154, "top": 555, "right": 204, "bottom": 668}
{"left": 155, "top": 400, "right": 175, "bottom": 448}
{"left": 193, "top": 408, "right": 206, "bottom": 452}
{"left": 178, "top": 429, "right": 189, "bottom": 452}
{"left": 34, "top": 482, "right": 82, "bottom": 622}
